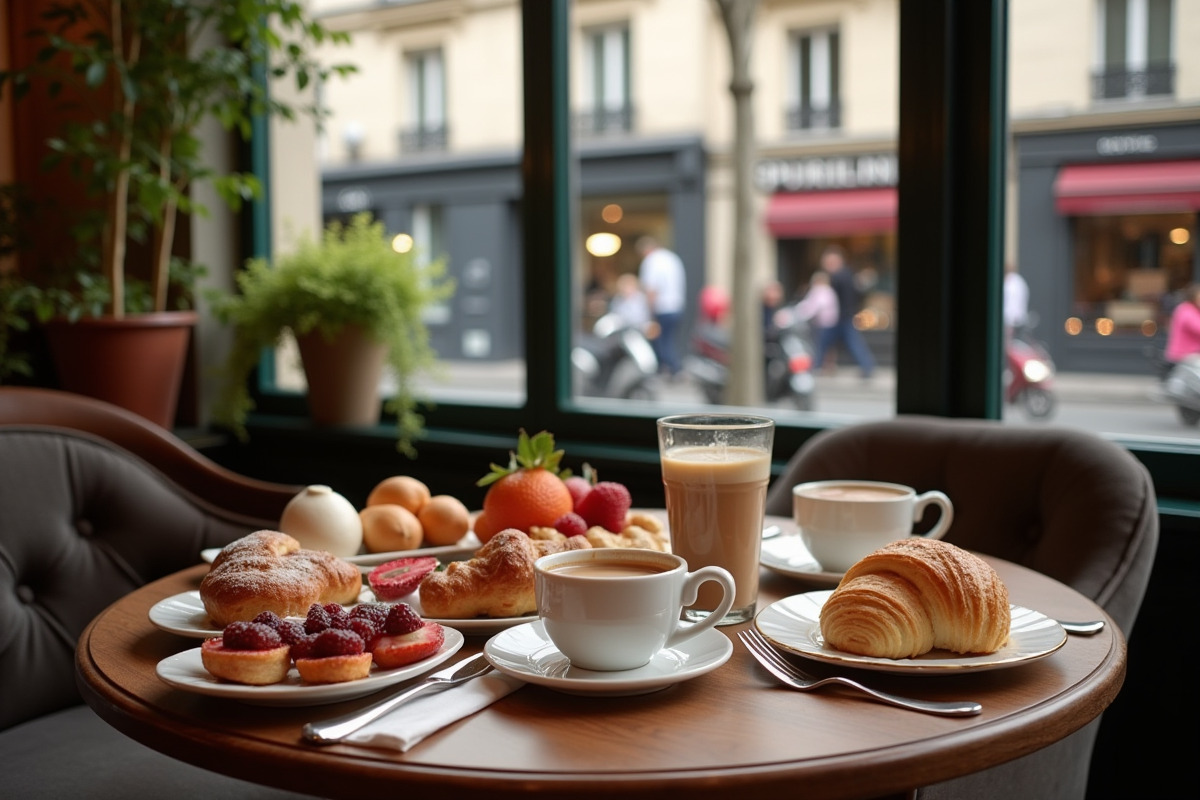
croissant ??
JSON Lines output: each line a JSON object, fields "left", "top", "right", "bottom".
{"left": 419, "top": 528, "right": 592, "bottom": 618}
{"left": 818, "top": 538, "right": 1010, "bottom": 658}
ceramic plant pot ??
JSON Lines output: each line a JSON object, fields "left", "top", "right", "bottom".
{"left": 294, "top": 324, "right": 387, "bottom": 427}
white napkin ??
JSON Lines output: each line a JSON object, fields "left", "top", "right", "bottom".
{"left": 344, "top": 661, "right": 525, "bottom": 752}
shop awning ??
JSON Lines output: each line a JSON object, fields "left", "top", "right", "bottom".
{"left": 765, "top": 187, "right": 897, "bottom": 237}
{"left": 1054, "top": 160, "right": 1200, "bottom": 215}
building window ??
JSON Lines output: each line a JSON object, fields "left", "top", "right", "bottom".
{"left": 787, "top": 28, "right": 841, "bottom": 131}
{"left": 1093, "top": 0, "right": 1174, "bottom": 100}
{"left": 401, "top": 48, "right": 447, "bottom": 153}
{"left": 577, "top": 24, "right": 632, "bottom": 136}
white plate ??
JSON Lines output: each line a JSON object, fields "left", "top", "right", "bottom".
{"left": 755, "top": 591, "right": 1067, "bottom": 675}
{"left": 483, "top": 620, "right": 733, "bottom": 696}
{"left": 155, "top": 627, "right": 465, "bottom": 706}
{"left": 201, "top": 535, "right": 481, "bottom": 573}
{"left": 759, "top": 535, "right": 843, "bottom": 588}
{"left": 361, "top": 587, "right": 536, "bottom": 637}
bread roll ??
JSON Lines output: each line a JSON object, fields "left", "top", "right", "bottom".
{"left": 200, "top": 530, "right": 362, "bottom": 627}
{"left": 819, "top": 538, "right": 1010, "bottom": 658}
{"left": 419, "top": 529, "right": 591, "bottom": 618}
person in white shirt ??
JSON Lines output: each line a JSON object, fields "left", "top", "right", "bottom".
{"left": 636, "top": 236, "right": 687, "bottom": 376}
{"left": 1003, "top": 262, "right": 1030, "bottom": 339}
{"left": 608, "top": 272, "right": 652, "bottom": 331}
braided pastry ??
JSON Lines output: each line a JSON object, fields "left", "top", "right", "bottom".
{"left": 819, "top": 538, "right": 1010, "bottom": 658}
{"left": 200, "top": 530, "right": 362, "bottom": 626}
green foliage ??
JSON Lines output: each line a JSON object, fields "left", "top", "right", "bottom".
{"left": 209, "top": 213, "right": 455, "bottom": 456}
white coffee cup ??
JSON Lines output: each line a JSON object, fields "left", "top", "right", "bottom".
{"left": 792, "top": 480, "right": 954, "bottom": 573}
{"left": 534, "top": 548, "right": 735, "bottom": 671}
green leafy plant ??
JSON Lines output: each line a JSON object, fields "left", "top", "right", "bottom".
{"left": 209, "top": 213, "right": 455, "bottom": 456}
{"left": 0, "top": 0, "right": 356, "bottom": 319}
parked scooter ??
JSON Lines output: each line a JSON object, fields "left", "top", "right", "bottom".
{"left": 1152, "top": 357, "right": 1200, "bottom": 427}
{"left": 572, "top": 312, "right": 660, "bottom": 400}
{"left": 684, "top": 310, "right": 816, "bottom": 411}
{"left": 1005, "top": 326, "right": 1056, "bottom": 418}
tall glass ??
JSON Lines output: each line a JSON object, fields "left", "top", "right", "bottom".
{"left": 657, "top": 414, "right": 775, "bottom": 625}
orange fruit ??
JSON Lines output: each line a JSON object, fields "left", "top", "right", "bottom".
{"left": 360, "top": 504, "right": 423, "bottom": 552}
{"left": 476, "top": 430, "right": 573, "bottom": 541}
{"left": 418, "top": 495, "right": 471, "bottom": 546}
{"left": 367, "top": 475, "right": 430, "bottom": 514}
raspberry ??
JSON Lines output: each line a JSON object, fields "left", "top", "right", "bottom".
{"left": 251, "top": 611, "right": 284, "bottom": 630}
{"left": 383, "top": 603, "right": 424, "bottom": 635}
{"left": 276, "top": 619, "right": 307, "bottom": 646}
{"left": 349, "top": 618, "right": 381, "bottom": 649}
{"left": 290, "top": 633, "right": 319, "bottom": 660}
{"left": 327, "top": 606, "right": 353, "bottom": 630}
{"left": 553, "top": 511, "right": 588, "bottom": 537}
{"left": 311, "top": 628, "right": 366, "bottom": 658}
{"left": 575, "top": 481, "right": 632, "bottom": 533}
{"left": 351, "top": 603, "right": 389, "bottom": 629}
{"left": 222, "top": 621, "right": 282, "bottom": 651}
{"left": 305, "top": 604, "right": 332, "bottom": 634}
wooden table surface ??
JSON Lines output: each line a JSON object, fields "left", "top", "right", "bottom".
{"left": 76, "top": 521, "right": 1124, "bottom": 800}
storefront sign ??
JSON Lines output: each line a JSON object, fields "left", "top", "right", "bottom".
{"left": 1095, "top": 134, "right": 1158, "bottom": 156}
{"left": 755, "top": 153, "right": 897, "bottom": 192}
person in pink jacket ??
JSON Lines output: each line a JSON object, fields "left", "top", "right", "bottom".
{"left": 1165, "top": 284, "right": 1200, "bottom": 366}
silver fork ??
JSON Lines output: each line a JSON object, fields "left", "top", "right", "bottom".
{"left": 738, "top": 629, "right": 982, "bottom": 717}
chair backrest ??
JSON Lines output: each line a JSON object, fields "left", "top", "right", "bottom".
{"left": 0, "top": 387, "right": 300, "bottom": 522}
{"left": 0, "top": 423, "right": 300, "bottom": 730}
{"left": 765, "top": 416, "right": 1159, "bottom": 636}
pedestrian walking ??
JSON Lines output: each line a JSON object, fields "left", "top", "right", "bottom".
{"left": 812, "top": 246, "right": 875, "bottom": 378}
{"left": 636, "top": 235, "right": 687, "bottom": 377}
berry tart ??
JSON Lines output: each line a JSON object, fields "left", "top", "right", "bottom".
{"left": 200, "top": 621, "right": 291, "bottom": 685}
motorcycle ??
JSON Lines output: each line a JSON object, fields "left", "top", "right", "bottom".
{"left": 1005, "top": 327, "right": 1056, "bottom": 419}
{"left": 1152, "top": 357, "right": 1200, "bottom": 427}
{"left": 571, "top": 312, "right": 660, "bottom": 400}
{"left": 684, "top": 318, "right": 816, "bottom": 411}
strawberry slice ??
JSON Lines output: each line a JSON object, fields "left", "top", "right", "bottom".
{"left": 372, "top": 621, "right": 445, "bottom": 669}
{"left": 368, "top": 556, "right": 439, "bottom": 600}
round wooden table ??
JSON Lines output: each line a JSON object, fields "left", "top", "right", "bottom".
{"left": 76, "top": 526, "right": 1124, "bottom": 800}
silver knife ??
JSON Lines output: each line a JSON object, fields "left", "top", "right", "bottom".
{"left": 301, "top": 652, "right": 494, "bottom": 745}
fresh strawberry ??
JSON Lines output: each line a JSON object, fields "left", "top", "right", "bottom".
{"left": 372, "top": 621, "right": 445, "bottom": 669}
{"left": 563, "top": 475, "right": 593, "bottom": 510}
{"left": 368, "top": 556, "right": 439, "bottom": 600}
{"left": 575, "top": 481, "right": 631, "bottom": 533}
{"left": 553, "top": 511, "right": 589, "bottom": 537}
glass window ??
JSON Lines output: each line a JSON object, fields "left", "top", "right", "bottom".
{"left": 788, "top": 28, "right": 841, "bottom": 131}
{"left": 1095, "top": 0, "right": 1175, "bottom": 99}
{"left": 578, "top": 25, "right": 631, "bottom": 135}
{"left": 403, "top": 49, "right": 447, "bottom": 153}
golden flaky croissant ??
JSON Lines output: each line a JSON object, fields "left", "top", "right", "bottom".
{"left": 818, "top": 538, "right": 1010, "bottom": 658}
{"left": 418, "top": 528, "right": 591, "bottom": 618}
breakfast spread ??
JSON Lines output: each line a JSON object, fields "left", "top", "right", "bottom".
{"left": 201, "top": 601, "right": 444, "bottom": 685}
{"left": 199, "top": 531, "right": 361, "bottom": 627}
{"left": 818, "top": 538, "right": 1010, "bottom": 659}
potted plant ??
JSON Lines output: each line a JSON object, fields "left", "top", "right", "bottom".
{"left": 0, "top": 1, "right": 355, "bottom": 426}
{"left": 208, "top": 212, "right": 455, "bottom": 456}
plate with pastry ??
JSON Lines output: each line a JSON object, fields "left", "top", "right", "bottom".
{"left": 200, "top": 536, "right": 481, "bottom": 573}
{"left": 483, "top": 619, "right": 733, "bottom": 696}
{"left": 156, "top": 626, "right": 464, "bottom": 706}
{"left": 759, "top": 534, "right": 843, "bottom": 588}
{"left": 148, "top": 587, "right": 376, "bottom": 639}
{"left": 755, "top": 539, "right": 1067, "bottom": 674}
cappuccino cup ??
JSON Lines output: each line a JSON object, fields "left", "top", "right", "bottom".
{"left": 534, "top": 548, "right": 735, "bottom": 671}
{"left": 792, "top": 480, "right": 954, "bottom": 573}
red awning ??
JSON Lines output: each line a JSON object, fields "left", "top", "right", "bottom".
{"left": 765, "top": 187, "right": 897, "bottom": 237}
{"left": 1054, "top": 160, "right": 1200, "bottom": 215}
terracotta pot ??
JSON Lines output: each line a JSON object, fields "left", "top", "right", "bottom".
{"left": 295, "top": 325, "right": 387, "bottom": 427}
{"left": 44, "top": 311, "right": 198, "bottom": 429}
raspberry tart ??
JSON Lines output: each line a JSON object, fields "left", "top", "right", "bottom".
{"left": 200, "top": 621, "right": 291, "bottom": 685}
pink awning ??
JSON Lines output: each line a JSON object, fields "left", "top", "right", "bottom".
{"left": 1054, "top": 160, "right": 1200, "bottom": 215}
{"left": 765, "top": 188, "right": 897, "bottom": 237}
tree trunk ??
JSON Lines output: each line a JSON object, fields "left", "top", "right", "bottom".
{"left": 716, "top": 0, "right": 764, "bottom": 406}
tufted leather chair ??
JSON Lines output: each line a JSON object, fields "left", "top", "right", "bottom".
{"left": 0, "top": 388, "right": 320, "bottom": 798}
{"left": 764, "top": 416, "right": 1159, "bottom": 800}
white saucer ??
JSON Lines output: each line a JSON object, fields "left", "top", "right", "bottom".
{"left": 755, "top": 591, "right": 1067, "bottom": 675}
{"left": 483, "top": 620, "right": 733, "bottom": 696}
{"left": 759, "top": 535, "right": 843, "bottom": 588}
{"left": 156, "top": 627, "right": 464, "bottom": 706}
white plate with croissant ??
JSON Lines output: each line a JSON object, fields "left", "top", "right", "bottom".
{"left": 756, "top": 591, "right": 1067, "bottom": 674}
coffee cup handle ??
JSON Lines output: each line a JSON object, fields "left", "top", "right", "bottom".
{"left": 913, "top": 490, "right": 954, "bottom": 540}
{"left": 666, "top": 566, "right": 736, "bottom": 649}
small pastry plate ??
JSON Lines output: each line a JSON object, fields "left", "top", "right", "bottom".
{"left": 200, "top": 534, "right": 481, "bottom": 574}
{"left": 483, "top": 620, "right": 733, "bottom": 696}
{"left": 361, "top": 588, "right": 536, "bottom": 637}
{"left": 758, "top": 535, "right": 843, "bottom": 588}
{"left": 155, "top": 626, "right": 464, "bottom": 706}
{"left": 755, "top": 591, "right": 1067, "bottom": 675}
